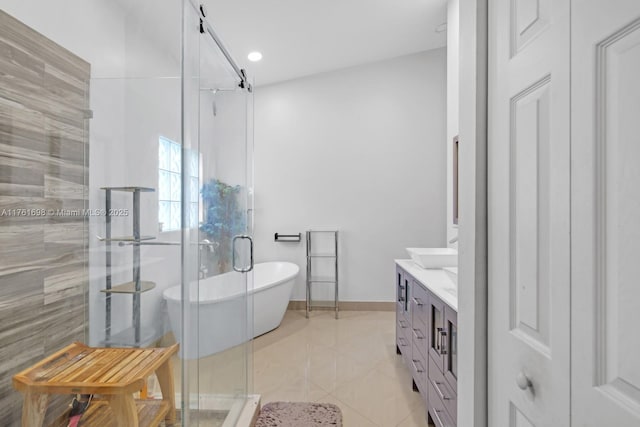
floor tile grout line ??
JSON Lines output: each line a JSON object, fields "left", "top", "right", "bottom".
{"left": 325, "top": 392, "right": 382, "bottom": 427}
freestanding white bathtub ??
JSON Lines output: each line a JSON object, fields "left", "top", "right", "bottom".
{"left": 163, "top": 261, "right": 299, "bottom": 359}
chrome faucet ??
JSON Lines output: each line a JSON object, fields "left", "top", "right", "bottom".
{"left": 200, "top": 239, "right": 217, "bottom": 253}
{"left": 199, "top": 265, "right": 208, "bottom": 279}
{"left": 199, "top": 239, "right": 218, "bottom": 279}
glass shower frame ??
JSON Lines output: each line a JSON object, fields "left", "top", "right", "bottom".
{"left": 181, "top": 1, "right": 254, "bottom": 425}
{"left": 86, "top": 0, "right": 253, "bottom": 425}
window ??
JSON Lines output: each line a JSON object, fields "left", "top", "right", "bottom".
{"left": 158, "top": 137, "right": 199, "bottom": 231}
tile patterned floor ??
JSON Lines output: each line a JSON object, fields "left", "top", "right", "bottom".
{"left": 253, "top": 310, "right": 433, "bottom": 427}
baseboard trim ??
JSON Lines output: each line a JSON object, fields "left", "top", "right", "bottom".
{"left": 287, "top": 300, "right": 395, "bottom": 311}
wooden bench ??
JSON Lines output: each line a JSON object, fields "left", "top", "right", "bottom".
{"left": 12, "top": 342, "right": 178, "bottom": 427}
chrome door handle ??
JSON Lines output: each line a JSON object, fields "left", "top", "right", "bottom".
{"left": 399, "top": 320, "right": 408, "bottom": 328}
{"left": 413, "top": 328, "right": 425, "bottom": 340}
{"left": 398, "top": 337, "right": 408, "bottom": 347}
{"left": 412, "top": 359, "right": 425, "bottom": 373}
{"left": 412, "top": 297, "right": 424, "bottom": 306}
{"left": 516, "top": 372, "right": 533, "bottom": 391}
{"left": 232, "top": 235, "right": 254, "bottom": 273}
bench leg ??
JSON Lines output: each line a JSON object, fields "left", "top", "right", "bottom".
{"left": 156, "top": 359, "right": 176, "bottom": 426}
{"left": 107, "top": 394, "right": 138, "bottom": 427}
{"left": 22, "top": 391, "right": 48, "bottom": 427}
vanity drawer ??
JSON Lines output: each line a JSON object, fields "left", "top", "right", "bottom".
{"left": 397, "top": 312, "right": 411, "bottom": 361}
{"left": 429, "top": 355, "right": 457, "bottom": 423}
{"left": 396, "top": 322, "right": 411, "bottom": 354}
{"left": 428, "top": 381, "right": 456, "bottom": 427}
{"left": 410, "top": 282, "right": 429, "bottom": 327}
{"left": 397, "top": 335, "right": 411, "bottom": 359}
{"left": 397, "top": 313, "right": 411, "bottom": 344}
{"left": 398, "top": 313, "right": 411, "bottom": 333}
{"left": 411, "top": 338, "right": 427, "bottom": 395}
{"left": 410, "top": 317, "right": 428, "bottom": 359}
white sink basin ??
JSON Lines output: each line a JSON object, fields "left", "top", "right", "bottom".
{"left": 406, "top": 248, "right": 458, "bottom": 269}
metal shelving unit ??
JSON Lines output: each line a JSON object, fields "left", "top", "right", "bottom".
{"left": 306, "top": 230, "right": 339, "bottom": 319}
{"left": 100, "top": 186, "right": 156, "bottom": 347}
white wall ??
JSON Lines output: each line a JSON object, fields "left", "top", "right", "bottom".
{"left": 447, "top": 0, "right": 460, "bottom": 249}
{"left": 254, "top": 49, "right": 447, "bottom": 302}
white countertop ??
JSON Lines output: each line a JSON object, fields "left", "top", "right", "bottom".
{"left": 395, "top": 259, "right": 458, "bottom": 311}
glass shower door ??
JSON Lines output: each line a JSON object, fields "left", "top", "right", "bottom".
{"left": 181, "top": 2, "right": 253, "bottom": 425}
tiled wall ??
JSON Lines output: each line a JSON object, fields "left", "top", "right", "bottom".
{"left": 0, "top": 10, "right": 90, "bottom": 425}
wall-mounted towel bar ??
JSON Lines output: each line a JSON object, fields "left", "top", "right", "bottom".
{"left": 274, "top": 233, "right": 301, "bottom": 242}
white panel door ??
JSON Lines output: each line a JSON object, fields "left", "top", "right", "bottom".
{"left": 571, "top": 1, "right": 640, "bottom": 425}
{"left": 488, "top": 0, "right": 571, "bottom": 425}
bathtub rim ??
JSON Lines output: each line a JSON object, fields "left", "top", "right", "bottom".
{"left": 162, "top": 261, "right": 299, "bottom": 304}
{"left": 253, "top": 261, "right": 300, "bottom": 293}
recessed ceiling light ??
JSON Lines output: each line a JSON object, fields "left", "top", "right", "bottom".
{"left": 248, "top": 51, "right": 263, "bottom": 62}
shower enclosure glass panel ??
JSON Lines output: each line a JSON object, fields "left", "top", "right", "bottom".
{"left": 182, "top": 2, "right": 253, "bottom": 425}
{"left": 85, "top": 1, "right": 252, "bottom": 425}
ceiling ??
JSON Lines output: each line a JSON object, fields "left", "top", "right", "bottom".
{"left": 203, "top": 0, "right": 448, "bottom": 86}
{"left": 112, "top": 0, "right": 447, "bottom": 86}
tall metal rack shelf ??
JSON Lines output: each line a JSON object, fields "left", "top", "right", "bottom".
{"left": 306, "top": 230, "right": 339, "bottom": 319}
{"left": 100, "top": 186, "right": 156, "bottom": 347}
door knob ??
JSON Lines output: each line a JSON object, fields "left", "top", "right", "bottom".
{"left": 516, "top": 372, "right": 532, "bottom": 391}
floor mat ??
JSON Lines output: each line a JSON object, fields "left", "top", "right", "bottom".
{"left": 255, "top": 402, "right": 342, "bottom": 427}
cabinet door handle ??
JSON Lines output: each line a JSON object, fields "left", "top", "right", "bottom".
{"left": 432, "top": 380, "right": 451, "bottom": 401}
{"left": 398, "top": 337, "right": 408, "bottom": 347}
{"left": 440, "top": 329, "right": 448, "bottom": 355}
{"left": 412, "top": 359, "right": 425, "bottom": 373}
{"left": 399, "top": 320, "right": 408, "bottom": 329}
{"left": 412, "top": 328, "right": 424, "bottom": 340}
{"left": 412, "top": 297, "right": 424, "bottom": 306}
{"left": 436, "top": 327, "right": 443, "bottom": 353}
{"left": 405, "top": 283, "right": 409, "bottom": 307}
